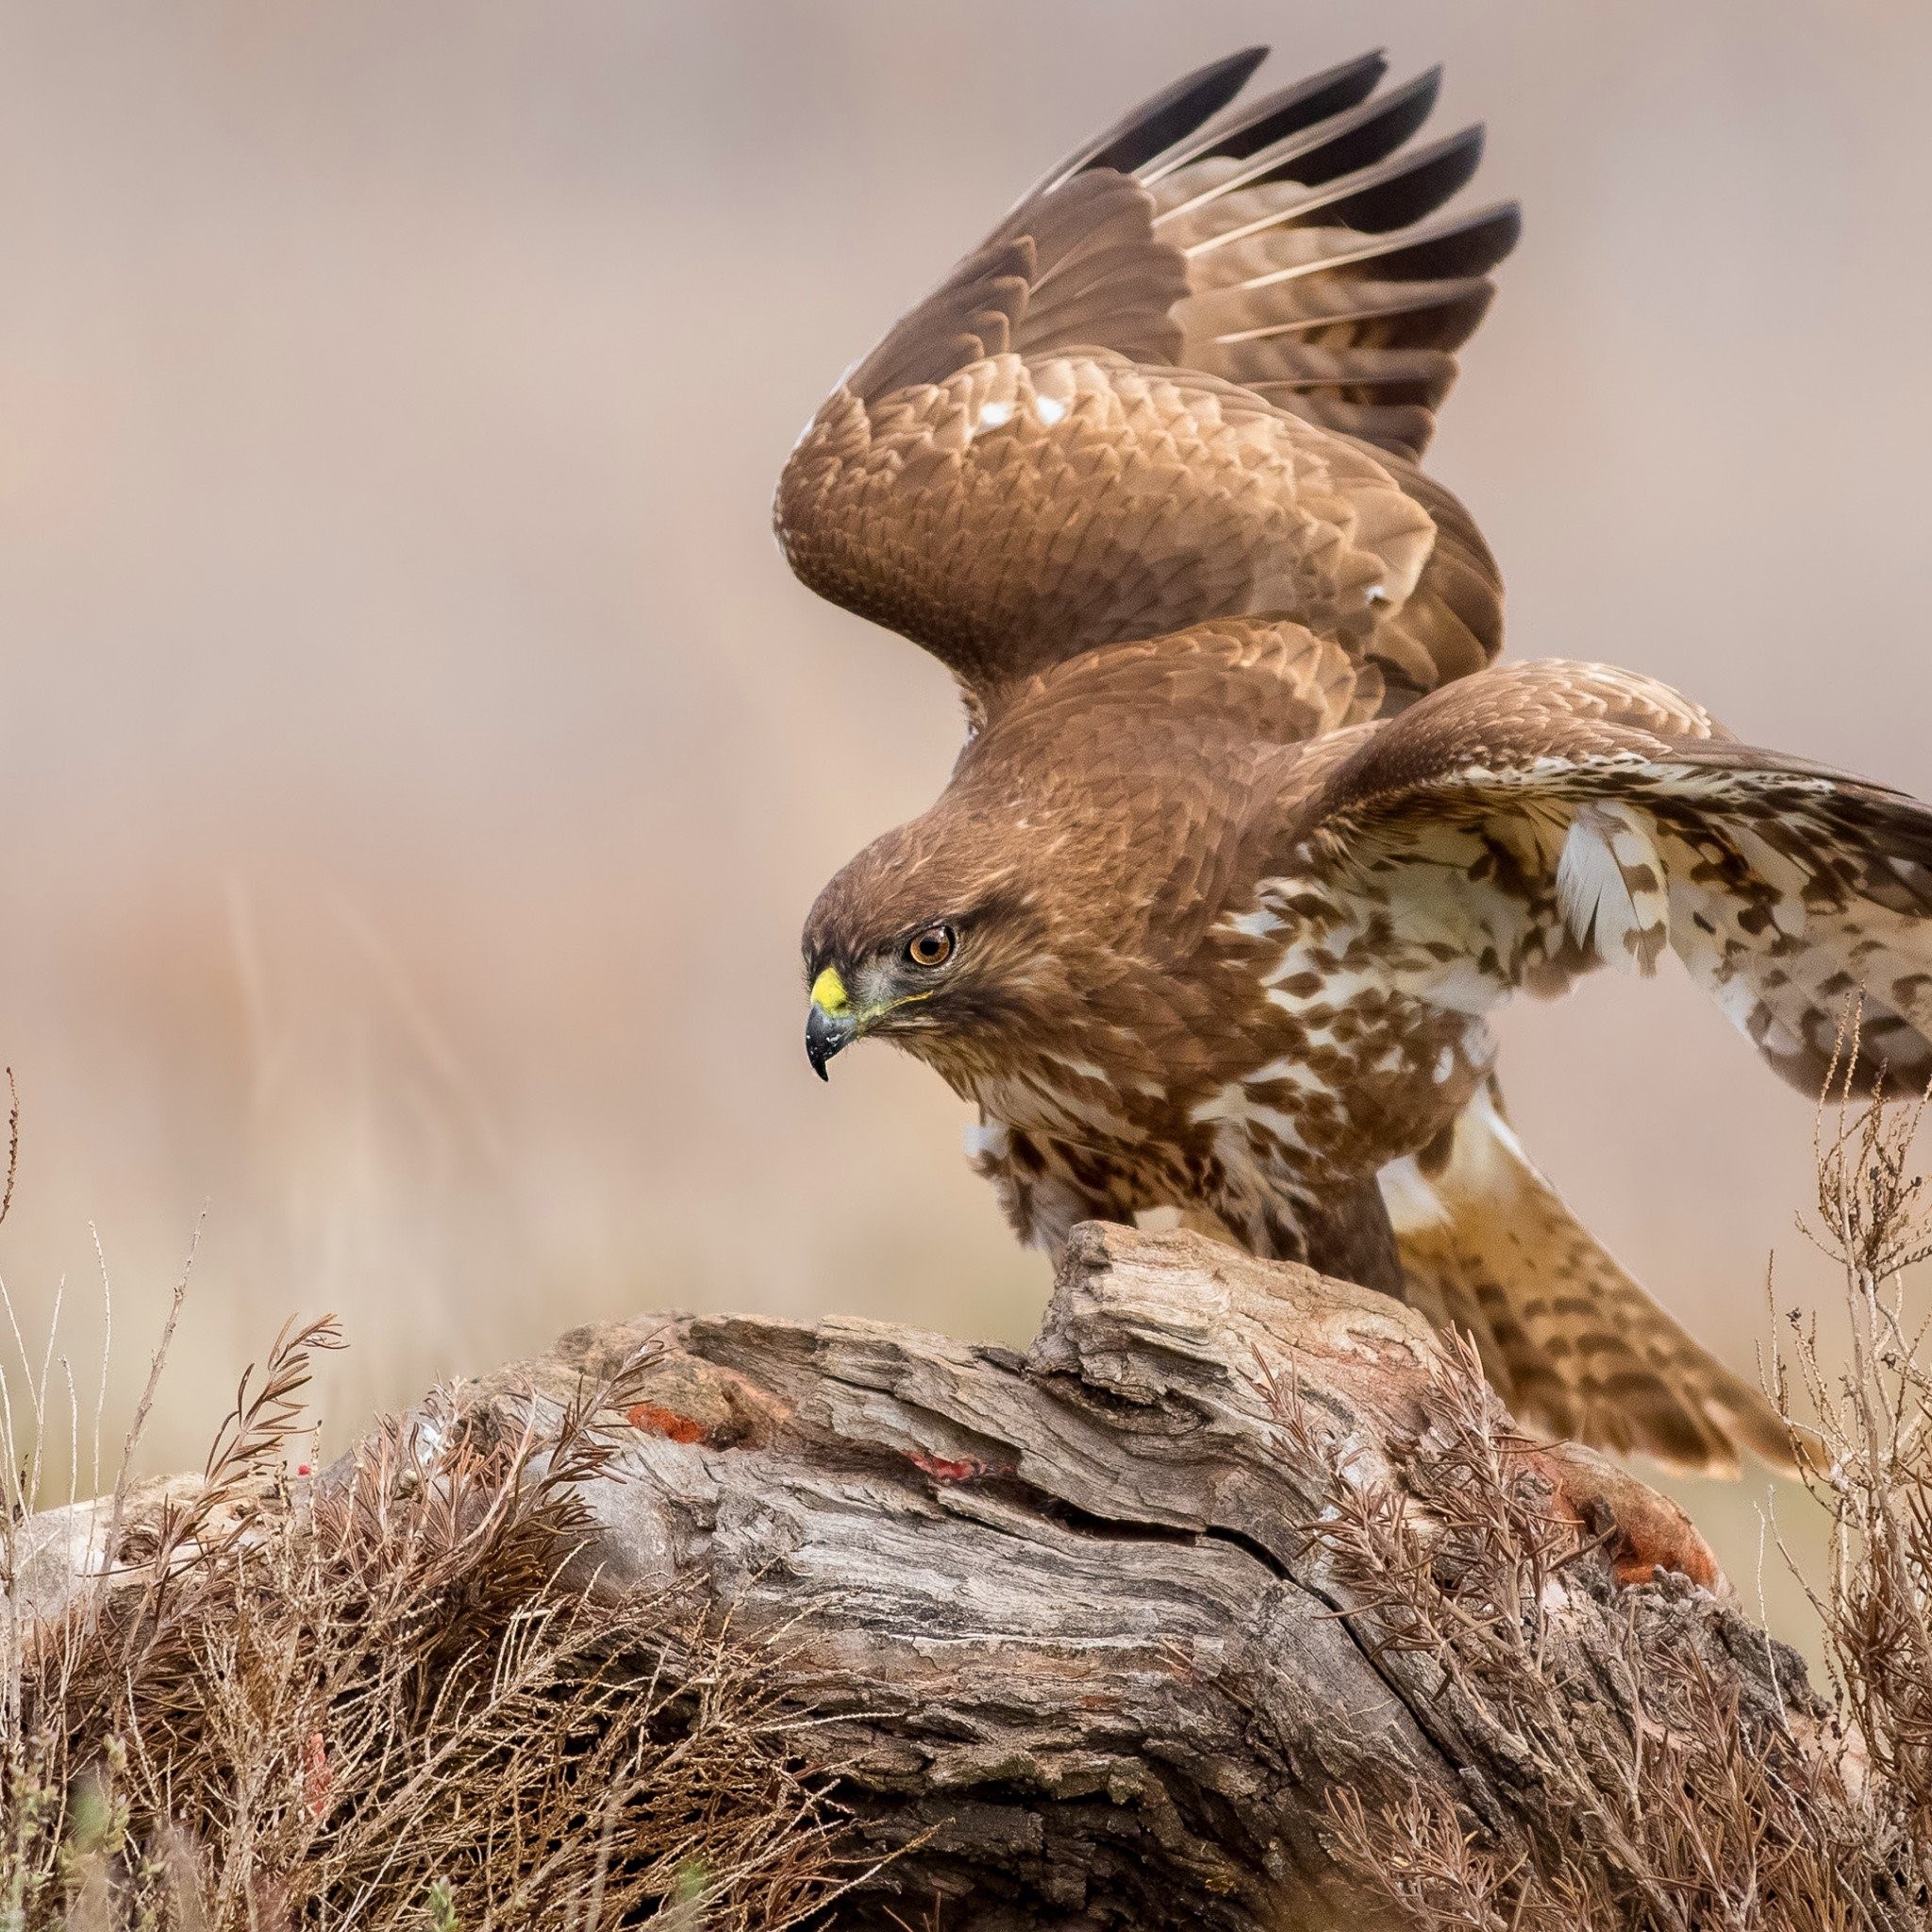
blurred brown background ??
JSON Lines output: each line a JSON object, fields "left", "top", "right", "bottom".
{"left": 4, "top": 1, "right": 1928, "bottom": 1645}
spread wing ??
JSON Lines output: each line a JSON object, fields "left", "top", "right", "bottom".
{"left": 1291, "top": 659, "right": 1932, "bottom": 1095}
{"left": 776, "top": 48, "right": 1515, "bottom": 720}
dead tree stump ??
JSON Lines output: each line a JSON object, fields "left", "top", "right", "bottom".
{"left": 421, "top": 1223, "right": 1812, "bottom": 1931}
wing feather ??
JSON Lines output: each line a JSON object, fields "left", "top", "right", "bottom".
{"left": 1023, "top": 46, "right": 1271, "bottom": 196}
{"left": 777, "top": 47, "right": 1515, "bottom": 720}
{"left": 1293, "top": 660, "right": 1932, "bottom": 1095}
{"left": 1149, "top": 66, "right": 1446, "bottom": 231}
{"left": 1139, "top": 51, "right": 1391, "bottom": 184}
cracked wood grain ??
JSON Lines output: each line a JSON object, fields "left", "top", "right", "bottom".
{"left": 429, "top": 1223, "right": 1801, "bottom": 1931}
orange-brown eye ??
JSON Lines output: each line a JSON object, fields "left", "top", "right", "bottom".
{"left": 906, "top": 924, "right": 956, "bottom": 969}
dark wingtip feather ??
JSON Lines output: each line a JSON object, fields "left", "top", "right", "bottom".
{"left": 1037, "top": 46, "right": 1271, "bottom": 193}
{"left": 1359, "top": 201, "right": 1522, "bottom": 281}
{"left": 1290, "top": 64, "right": 1443, "bottom": 188}
{"left": 1154, "top": 48, "right": 1390, "bottom": 173}
{"left": 1325, "top": 125, "right": 1487, "bottom": 234}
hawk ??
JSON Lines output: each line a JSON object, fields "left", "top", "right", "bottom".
{"left": 776, "top": 46, "right": 1932, "bottom": 1474}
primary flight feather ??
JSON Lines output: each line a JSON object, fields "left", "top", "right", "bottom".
{"left": 777, "top": 46, "right": 1931, "bottom": 1474}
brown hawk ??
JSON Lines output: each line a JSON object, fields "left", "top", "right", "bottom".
{"left": 776, "top": 47, "right": 1930, "bottom": 1474}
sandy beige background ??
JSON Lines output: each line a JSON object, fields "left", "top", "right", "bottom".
{"left": 4, "top": 1, "right": 1928, "bottom": 1645}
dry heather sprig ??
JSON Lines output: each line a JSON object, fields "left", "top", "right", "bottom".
{"left": 1308, "top": 1027, "right": 1932, "bottom": 1929}
{"left": 1780, "top": 1027, "right": 1932, "bottom": 1898}
{"left": 1300, "top": 1346, "right": 1912, "bottom": 1928}
{"left": 3, "top": 1317, "right": 874, "bottom": 1929}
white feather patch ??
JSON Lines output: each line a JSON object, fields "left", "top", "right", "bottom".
{"left": 962, "top": 1120, "right": 1010, "bottom": 1162}
{"left": 1556, "top": 801, "right": 1670, "bottom": 974}
{"left": 1378, "top": 1085, "right": 1523, "bottom": 1235}
{"left": 1377, "top": 1153, "right": 1451, "bottom": 1234}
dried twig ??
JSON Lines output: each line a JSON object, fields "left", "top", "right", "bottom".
{"left": 104, "top": 1227, "right": 197, "bottom": 1573}
{"left": 0, "top": 1067, "right": 18, "bottom": 1229}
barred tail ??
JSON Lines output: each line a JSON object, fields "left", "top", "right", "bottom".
{"left": 1379, "top": 1083, "right": 1792, "bottom": 1475}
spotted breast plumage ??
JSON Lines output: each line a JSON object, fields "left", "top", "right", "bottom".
{"left": 776, "top": 47, "right": 1932, "bottom": 1474}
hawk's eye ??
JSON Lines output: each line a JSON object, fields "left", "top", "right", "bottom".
{"left": 905, "top": 924, "right": 956, "bottom": 970}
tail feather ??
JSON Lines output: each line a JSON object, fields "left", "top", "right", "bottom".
{"left": 1380, "top": 1084, "right": 1793, "bottom": 1476}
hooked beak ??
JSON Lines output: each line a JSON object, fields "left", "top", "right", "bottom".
{"left": 806, "top": 967, "right": 858, "bottom": 1080}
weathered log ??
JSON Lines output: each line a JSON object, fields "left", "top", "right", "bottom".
{"left": 8, "top": 1224, "right": 1815, "bottom": 1926}
{"left": 399, "top": 1222, "right": 1808, "bottom": 1932}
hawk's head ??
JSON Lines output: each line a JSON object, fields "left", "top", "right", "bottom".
{"left": 800, "top": 804, "right": 1060, "bottom": 1086}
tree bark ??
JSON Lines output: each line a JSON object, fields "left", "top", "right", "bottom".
{"left": 418, "top": 1223, "right": 1813, "bottom": 1932}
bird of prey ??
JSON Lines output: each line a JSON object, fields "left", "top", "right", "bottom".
{"left": 777, "top": 46, "right": 1932, "bottom": 1474}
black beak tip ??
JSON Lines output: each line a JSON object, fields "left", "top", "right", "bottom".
{"left": 806, "top": 1007, "right": 853, "bottom": 1081}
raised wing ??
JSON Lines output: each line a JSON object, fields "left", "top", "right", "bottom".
{"left": 776, "top": 48, "right": 1515, "bottom": 720}
{"left": 1291, "top": 659, "right": 1932, "bottom": 1096}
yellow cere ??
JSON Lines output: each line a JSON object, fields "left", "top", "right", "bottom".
{"left": 809, "top": 967, "right": 850, "bottom": 1014}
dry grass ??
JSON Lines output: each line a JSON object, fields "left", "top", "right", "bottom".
{"left": 0, "top": 1295, "right": 874, "bottom": 1929}
{"left": 1314, "top": 1040, "right": 1932, "bottom": 1929}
